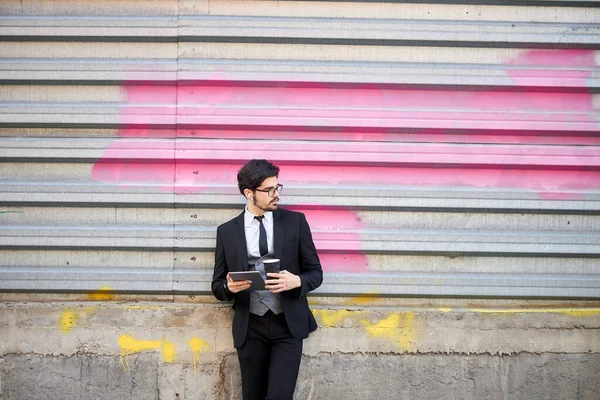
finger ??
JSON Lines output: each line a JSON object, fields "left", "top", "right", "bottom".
{"left": 233, "top": 282, "right": 251, "bottom": 292}
{"left": 269, "top": 282, "right": 284, "bottom": 293}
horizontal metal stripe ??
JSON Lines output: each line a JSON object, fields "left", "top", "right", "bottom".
{"left": 5, "top": 253, "right": 598, "bottom": 276}
{"left": 0, "top": 59, "right": 177, "bottom": 85}
{"left": 174, "top": 273, "right": 600, "bottom": 297}
{"left": 1, "top": 226, "right": 598, "bottom": 255}
{"left": 5, "top": 13, "right": 599, "bottom": 27}
{"left": 279, "top": 0, "right": 600, "bottom": 6}
{"left": 3, "top": 270, "right": 598, "bottom": 297}
{"left": 1, "top": 82, "right": 597, "bottom": 134}
{"left": 0, "top": 281, "right": 174, "bottom": 292}
{"left": 0, "top": 16, "right": 177, "bottom": 27}
{"left": 3, "top": 250, "right": 598, "bottom": 275}
{"left": 2, "top": 191, "right": 600, "bottom": 214}
{"left": 6, "top": 272, "right": 600, "bottom": 287}
{"left": 0, "top": 250, "right": 186, "bottom": 269}
{"left": 6, "top": 224, "right": 598, "bottom": 239}
{"left": 1, "top": 107, "right": 597, "bottom": 133}
{"left": 3, "top": 181, "right": 600, "bottom": 201}
{"left": 178, "top": 16, "right": 600, "bottom": 49}
{"left": 0, "top": 267, "right": 173, "bottom": 280}
{"left": 0, "top": 43, "right": 588, "bottom": 66}
{"left": 2, "top": 129, "right": 598, "bottom": 145}
{"left": 0, "top": 42, "right": 177, "bottom": 59}
{"left": 178, "top": 36, "right": 600, "bottom": 50}
{"left": 16, "top": 270, "right": 591, "bottom": 282}
{"left": 2, "top": 16, "right": 599, "bottom": 48}
{"left": 1, "top": 138, "right": 598, "bottom": 169}
{"left": 0, "top": 17, "right": 177, "bottom": 42}
{"left": 0, "top": 36, "right": 178, "bottom": 43}
{"left": 0, "top": 59, "right": 176, "bottom": 70}
{"left": 3, "top": 82, "right": 599, "bottom": 103}
{"left": 3, "top": 206, "right": 598, "bottom": 232}
{"left": 177, "top": 2, "right": 600, "bottom": 25}
{"left": 2, "top": 0, "right": 598, "bottom": 13}
{"left": 0, "top": 1, "right": 178, "bottom": 16}
{"left": 4, "top": 35, "right": 594, "bottom": 50}
{"left": 2, "top": 59, "right": 598, "bottom": 91}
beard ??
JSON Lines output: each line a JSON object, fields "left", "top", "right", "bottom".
{"left": 253, "top": 196, "right": 279, "bottom": 212}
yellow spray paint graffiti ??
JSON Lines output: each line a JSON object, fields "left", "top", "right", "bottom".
{"left": 189, "top": 337, "right": 211, "bottom": 377}
{"left": 89, "top": 284, "right": 117, "bottom": 301}
{"left": 343, "top": 294, "right": 380, "bottom": 306}
{"left": 59, "top": 310, "right": 79, "bottom": 333}
{"left": 360, "top": 312, "right": 416, "bottom": 349}
{"left": 118, "top": 334, "right": 175, "bottom": 371}
{"left": 161, "top": 339, "right": 176, "bottom": 363}
{"left": 313, "top": 309, "right": 356, "bottom": 327}
{"left": 58, "top": 306, "right": 98, "bottom": 333}
{"left": 57, "top": 301, "right": 215, "bottom": 374}
{"left": 57, "top": 284, "right": 116, "bottom": 332}
{"left": 312, "top": 309, "right": 417, "bottom": 351}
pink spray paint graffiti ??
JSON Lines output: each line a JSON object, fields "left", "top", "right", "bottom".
{"left": 91, "top": 49, "right": 600, "bottom": 272}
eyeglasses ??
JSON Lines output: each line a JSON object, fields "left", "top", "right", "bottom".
{"left": 254, "top": 183, "right": 283, "bottom": 198}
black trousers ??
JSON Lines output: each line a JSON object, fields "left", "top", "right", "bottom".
{"left": 237, "top": 310, "right": 303, "bottom": 400}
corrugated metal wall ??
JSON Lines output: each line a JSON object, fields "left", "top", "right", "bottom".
{"left": 1, "top": 0, "right": 599, "bottom": 298}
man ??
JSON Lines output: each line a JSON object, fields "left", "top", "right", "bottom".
{"left": 211, "top": 159, "right": 323, "bottom": 400}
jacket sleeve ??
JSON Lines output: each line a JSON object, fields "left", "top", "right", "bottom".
{"left": 211, "top": 226, "right": 234, "bottom": 301}
{"left": 291, "top": 213, "right": 323, "bottom": 298}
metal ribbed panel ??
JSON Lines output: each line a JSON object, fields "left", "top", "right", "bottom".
{"left": 0, "top": 0, "right": 599, "bottom": 297}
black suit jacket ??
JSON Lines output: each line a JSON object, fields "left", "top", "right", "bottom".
{"left": 211, "top": 208, "right": 323, "bottom": 348}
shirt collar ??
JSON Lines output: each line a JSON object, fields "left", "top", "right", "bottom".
{"left": 244, "top": 207, "right": 272, "bottom": 225}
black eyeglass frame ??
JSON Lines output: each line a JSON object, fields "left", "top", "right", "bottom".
{"left": 254, "top": 183, "right": 283, "bottom": 197}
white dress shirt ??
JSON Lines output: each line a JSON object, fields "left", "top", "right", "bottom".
{"left": 244, "top": 208, "right": 274, "bottom": 258}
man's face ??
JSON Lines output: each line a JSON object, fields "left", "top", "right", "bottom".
{"left": 252, "top": 176, "right": 280, "bottom": 212}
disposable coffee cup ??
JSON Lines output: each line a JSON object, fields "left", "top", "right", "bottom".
{"left": 263, "top": 259, "right": 280, "bottom": 274}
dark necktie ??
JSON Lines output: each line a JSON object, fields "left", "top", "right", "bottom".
{"left": 254, "top": 215, "right": 268, "bottom": 256}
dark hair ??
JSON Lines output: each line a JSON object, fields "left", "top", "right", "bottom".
{"left": 237, "top": 159, "right": 280, "bottom": 195}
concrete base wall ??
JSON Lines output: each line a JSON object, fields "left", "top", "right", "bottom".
{"left": 1, "top": 296, "right": 599, "bottom": 399}
{"left": 3, "top": 353, "right": 600, "bottom": 400}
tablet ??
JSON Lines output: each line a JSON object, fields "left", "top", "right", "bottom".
{"left": 229, "top": 271, "right": 265, "bottom": 291}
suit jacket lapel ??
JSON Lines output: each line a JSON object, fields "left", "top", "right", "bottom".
{"left": 273, "top": 209, "right": 284, "bottom": 260}
{"left": 233, "top": 211, "right": 248, "bottom": 271}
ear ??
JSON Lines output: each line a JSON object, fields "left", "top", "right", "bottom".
{"left": 243, "top": 189, "right": 253, "bottom": 200}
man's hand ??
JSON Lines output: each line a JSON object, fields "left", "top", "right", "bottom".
{"left": 226, "top": 274, "right": 251, "bottom": 293}
{"left": 265, "top": 270, "right": 301, "bottom": 293}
